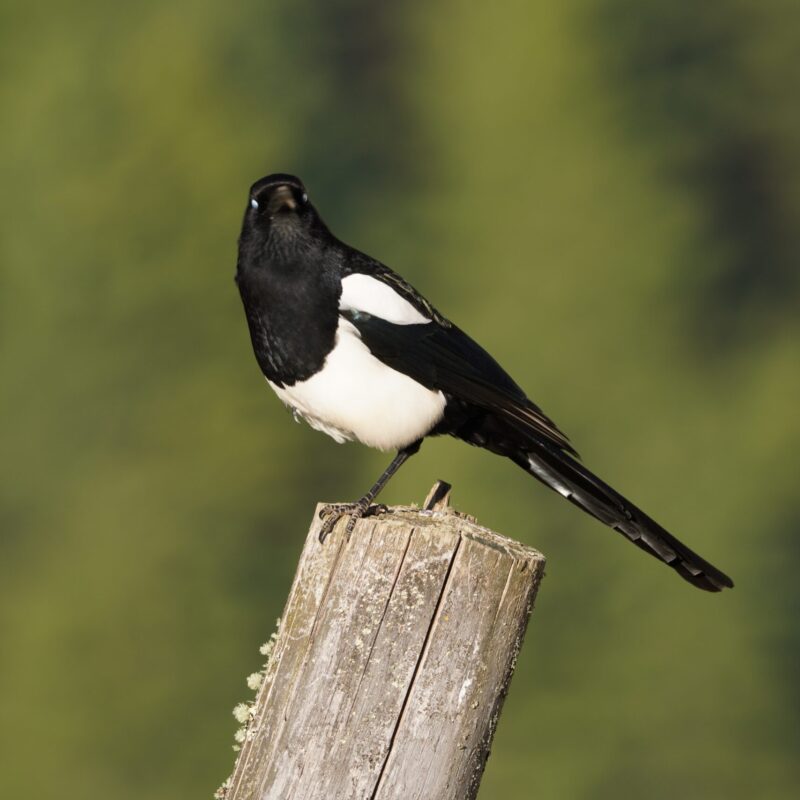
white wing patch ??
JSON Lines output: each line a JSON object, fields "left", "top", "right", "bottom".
{"left": 339, "top": 273, "right": 430, "bottom": 325}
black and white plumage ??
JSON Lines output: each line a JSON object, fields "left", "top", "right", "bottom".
{"left": 235, "top": 173, "right": 734, "bottom": 593}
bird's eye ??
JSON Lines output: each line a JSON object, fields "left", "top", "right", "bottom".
{"left": 250, "top": 198, "right": 259, "bottom": 209}
{"left": 301, "top": 192, "right": 308, "bottom": 204}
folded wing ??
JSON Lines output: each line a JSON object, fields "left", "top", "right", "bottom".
{"left": 340, "top": 307, "right": 577, "bottom": 456}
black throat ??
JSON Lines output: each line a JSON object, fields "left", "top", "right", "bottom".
{"left": 236, "top": 219, "right": 342, "bottom": 387}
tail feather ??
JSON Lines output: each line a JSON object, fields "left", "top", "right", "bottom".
{"left": 517, "top": 446, "right": 734, "bottom": 592}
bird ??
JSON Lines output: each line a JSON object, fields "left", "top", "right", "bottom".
{"left": 235, "top": 172, "right": 734, "bottom": 593}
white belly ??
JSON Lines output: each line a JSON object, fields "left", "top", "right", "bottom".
{"left": 269, "top": 319, "right": 446, "bottom": 451}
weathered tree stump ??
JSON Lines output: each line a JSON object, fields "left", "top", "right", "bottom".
{"left": 220, "top": 481, "right": 546, "bottom": 800}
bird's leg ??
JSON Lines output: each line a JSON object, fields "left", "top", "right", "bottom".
{"left": 318, "top": 440, "right": 422, "bottom": 543}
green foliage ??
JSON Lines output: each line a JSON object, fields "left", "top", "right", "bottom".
{"left": 1, "top": 1, "right": 798, "bottom": 797}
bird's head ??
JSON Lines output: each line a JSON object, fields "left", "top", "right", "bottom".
{"left": 243, "top": 174, "right": 324, "bottom": 251}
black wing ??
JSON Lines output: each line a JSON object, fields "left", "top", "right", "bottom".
{"left": 341, "top": 309, "right": 577, "bottom": 456}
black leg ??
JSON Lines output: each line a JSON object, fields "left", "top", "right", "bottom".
{"left": 318, "top": 440, "right": 423, "bottom": 543}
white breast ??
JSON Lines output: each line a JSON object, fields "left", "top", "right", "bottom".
{"left": 269, "top": 319, "right": 446, "bottom": 451}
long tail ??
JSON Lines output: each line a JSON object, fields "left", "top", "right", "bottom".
{"left": 515, "top": 446, "right": 734, "bottom": 592}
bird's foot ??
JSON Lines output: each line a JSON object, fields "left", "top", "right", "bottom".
{"left": 318, "top": 501, "right": 389, "bottom": 543}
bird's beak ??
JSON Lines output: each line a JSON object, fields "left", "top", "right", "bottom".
{"left": 268, "top": 185, "right": 298, "bottom": 214}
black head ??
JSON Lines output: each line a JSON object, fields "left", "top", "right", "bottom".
{"left": 243, "top": 173, "right": 326, "bottom": 244}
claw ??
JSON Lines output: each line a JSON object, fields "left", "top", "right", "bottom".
{"left": 318, "top": 502, "right": 358, "bottom": 544}
{"left": 317, "top": 501, "right": 387, "bottom": 544}
{"left": 319, "top": 503, "right": 350, "bottom": 521}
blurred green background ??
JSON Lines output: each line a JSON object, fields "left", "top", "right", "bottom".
{"left": 2, "top": 1, "right": 799, "bottom": 798}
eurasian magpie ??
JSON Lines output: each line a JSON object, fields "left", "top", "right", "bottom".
{"left": 235, "top": 173, "right": 733, "bottom": 592}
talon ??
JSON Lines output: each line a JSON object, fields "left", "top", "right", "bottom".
{"left": 317, "top": 500, "right": 379, "bottom": 544}
{"left": 318, "top": 502, "right": 358, "bottom": 544}
{"left": 318, "top": 505, "right": 343, "bottom": 542}
{"left": 319, "top": 503, "right": 347, "bottom": 521}
{"left": 317, "top": 525, "right": 333, "bottom": 544}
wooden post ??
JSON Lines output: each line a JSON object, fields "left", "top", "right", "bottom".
{"left": 219, "top": 482, "right": 546, "bottom": 800}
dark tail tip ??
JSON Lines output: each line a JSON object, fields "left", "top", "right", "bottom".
{"left": 625, "top": 526, "right": 734, "bottom": 592}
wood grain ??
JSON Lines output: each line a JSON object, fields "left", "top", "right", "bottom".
{"left": 223, "top": 485, "right": 545, "bottom": 800}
